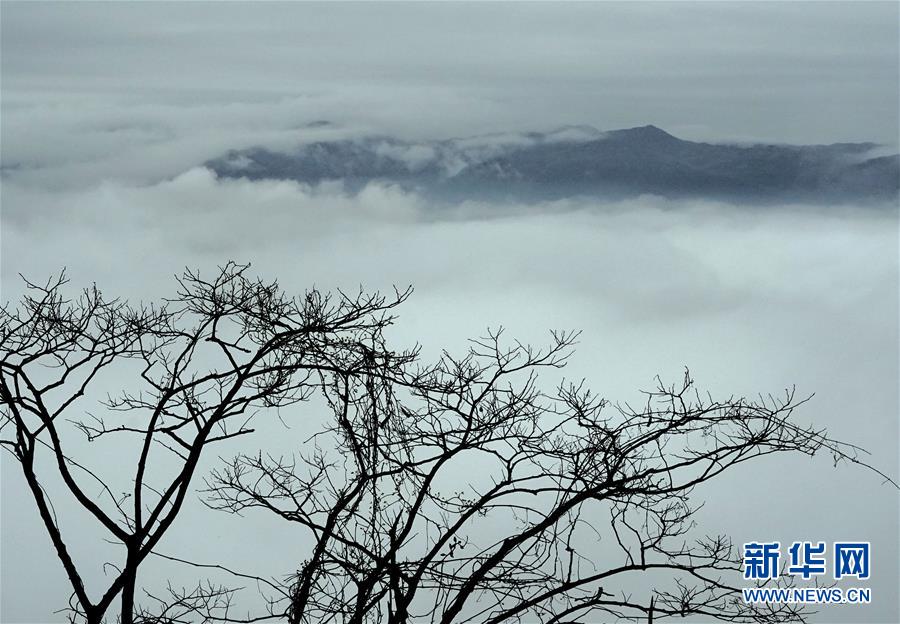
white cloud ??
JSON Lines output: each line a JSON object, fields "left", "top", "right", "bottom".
{"left": 2, "top": 171, "right": 897, "bottom": 623}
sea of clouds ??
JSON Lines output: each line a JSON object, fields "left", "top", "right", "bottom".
{"left": 3, "top": 154, "right": 897, "bottom": 622}
{"left": 2, "top": 3, "right": 898, "bottom": 620}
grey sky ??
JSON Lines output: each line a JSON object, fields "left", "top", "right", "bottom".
{"left": 2, "top": 2, "right": 898, "bottom": 148}
{"left": 1, "top": 3, "right": 898, "bottom": 624}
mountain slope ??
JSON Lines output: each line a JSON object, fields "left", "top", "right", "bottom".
{"left": 206, "top": 125, "right": 899, "bottom": 203}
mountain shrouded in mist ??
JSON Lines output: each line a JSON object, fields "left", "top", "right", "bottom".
{"left": 206, "top": 125, "right": 899, "bottom": 204}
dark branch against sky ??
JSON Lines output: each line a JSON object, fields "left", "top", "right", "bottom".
{"left": 1, "top": 3, "right": 897, "bottom": 624}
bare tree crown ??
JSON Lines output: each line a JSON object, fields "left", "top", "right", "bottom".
{"left": 1, "top": 264, "right": 412, "bottom": 624}
{"left": 1, "top": 265, "right": 892, "bottom": 624}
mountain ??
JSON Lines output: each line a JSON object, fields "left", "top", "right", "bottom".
{"left": 206, "top": 125, "right": 899, "bottom": 204}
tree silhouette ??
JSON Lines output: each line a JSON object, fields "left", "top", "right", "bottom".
{"left": 204, "top": 310, "right": 891, "bottom": 623}
{"left": 0, "top": 264, "right": 412, "bottom": 624}
{"left": 0, "top": 265, "right": 891, "bottom": 624}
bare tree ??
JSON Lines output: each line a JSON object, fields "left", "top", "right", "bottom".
{"left": 0, "top": 264, "right": 413, "bottom": 624}
{"left": 206, "top": 329, "right": 894, "bottom": 623}
{"left": 2, "top": 265, "right": 891, "bottom": 624}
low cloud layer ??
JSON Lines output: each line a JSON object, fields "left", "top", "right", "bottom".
{"left": 2, "top": 172, "right": 898, "bottom": 622}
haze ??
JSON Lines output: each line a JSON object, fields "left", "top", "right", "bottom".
{"left": 1, "top": 3, "right": 897, "bottom": 623}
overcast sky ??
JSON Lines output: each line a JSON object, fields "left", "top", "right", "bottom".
{"left": 3, "top": 2, "right": 899, "bottom": 163}
{"left": 1, "top": 3, "right": 898, "bottom": 624}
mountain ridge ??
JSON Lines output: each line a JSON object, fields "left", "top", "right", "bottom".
{"left": 206, "top": 125, "right": 899, "bottom": 204}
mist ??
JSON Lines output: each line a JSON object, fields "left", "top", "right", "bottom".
{"left": 3, "top": 170, "right": 897, "bottom": 621}
{"left": 2, "top": 2, "right": 898, "bottom": 623}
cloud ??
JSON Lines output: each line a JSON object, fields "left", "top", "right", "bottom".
{"left": 2, "top": 169, "right": 898, "bottom": 623}
{"left": 2, "top": 2, "right": 899, "bottom": 193}
{"left": 0, "top": 92, "right": 369, "bottom": 189}
{"left": 1, "top": 3, "right": 898, "bottom": 621}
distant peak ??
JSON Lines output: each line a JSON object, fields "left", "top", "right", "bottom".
{"left": 624, "top": 124, "right": 675, "bottom": 137}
